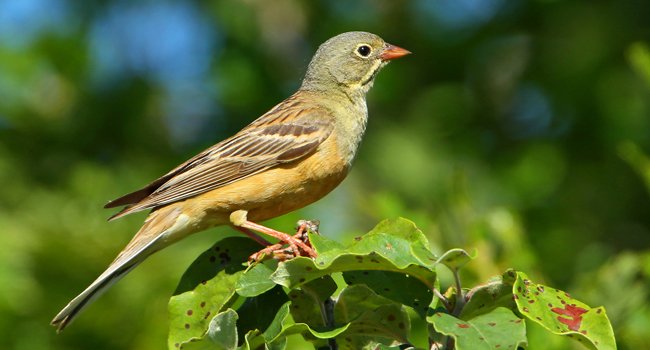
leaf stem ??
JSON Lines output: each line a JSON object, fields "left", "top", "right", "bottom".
{"left": 451, "top": 268, "right": 465, "bottom": 316}
{"left": 432, "top": 288, "right": 451, "bottom": 311}
{"left": 323, "top": 298, "right": 338, "bottom": 350}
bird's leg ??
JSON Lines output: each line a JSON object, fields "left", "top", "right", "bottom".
{"left": 233, "top": 226, "right": 272, "bottom": 246}
{"left": 230, "top": 210, "right": 317, "bottom": 260}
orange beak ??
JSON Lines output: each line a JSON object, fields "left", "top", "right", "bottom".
{"left": 379, "top": 43, "right": 411, "bottom": 61}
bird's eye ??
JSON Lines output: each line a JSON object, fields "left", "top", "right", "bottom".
{"left": 357, "top": 45, "right": 372, "bottom": 57}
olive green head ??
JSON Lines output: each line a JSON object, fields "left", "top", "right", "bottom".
{"left": 301, "top": 31, "right": 410, "bottom": 94}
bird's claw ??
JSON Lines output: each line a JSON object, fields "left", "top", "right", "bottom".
{"left": 248, "top": 220, "right": 318, "bottom": 263}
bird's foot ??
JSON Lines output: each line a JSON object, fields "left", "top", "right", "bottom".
{"left": 248, "top": 220, "right": 320, "bottom": 262}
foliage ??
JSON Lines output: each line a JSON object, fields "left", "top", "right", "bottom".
{"left": 1, "top": 1, "right": 649, "bottom": 349}
{"left": 167, "top": 218, "right": 615, "bottom": 350}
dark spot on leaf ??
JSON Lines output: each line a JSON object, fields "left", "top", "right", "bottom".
{"left": 507, "top": 270, "right": 515, "bottom": 277}
{"left": 561, "top": 300, "right": 566, "bottom": 305}
{"left": 388, "top": 314, "right": 396, "bottom": 321}
{"left": 184, "top": 323, "right": 190, "bottom": 329}
{"left": 596, "top": 308, "right": 602, "bottom": 314}
{"left": 354, "top": 236, "right": 362, "bottom": 241}
{"left": 536, "top": 317, "right": 542, "bottom": 321}
{"left": 200, "top": 302, "right": 206, "bottom": 308}
{"left": 528, "top": 300, "right": 535, "bottom": 304}
{"left": 385, "top": 243, "right": 393, "bottom": 250}
{"left": 362, "top": 271, "right": 369, "bottom": 275}
{"left": 384, "top": 288, "right": 390, "bottom": 292}
{"left": 513, "top": 295, "right": 518, "bottom": 300}
{"left": 319, "top": 262, "right": 325, "bottom": 266}
{"left": 537, "top": 286, "right": 545, "bottom": 293}
{"left": 214, "top": 246, "right": 220, "bottom": 252}
{"left": 201, "top": 280, "right": 207, "bottom": 285}
{"left": 209, "top": 256, "right": 216, "bottom": 263}
{"left": 581, "top": 330, "right": 587, "bottom": 335}
{"left": 305, "top": 266, "right": 312, "bottom": 271}
{"left": 187, "top": 310, "right": 193, "bottom": 316}
{"left": 175, "top": 343, "right": 179, "bottom": 348}
{"left": 517, "top": 287, "right": 522, "bottom": 293}
{"left": 299, "top": 278, "right": 306, "bottom": 283}
{"left": 345, "top": 337, "right": 351, "bottom": 342}
{"left": 457, "top": 323, "right": 469, "bottom": 329}
{"left": 488, "top": 322, "right": 496, "bottom": 327}
{"left": 515, "top": 319, "right": 522, "bottom": 323}
{"left": 495, "top": 345, "right": 501, "bottom": 348}
{"left": 204, "top": 312, "right": 211, "bottom": 319}
{"left": 547, "top": 303, "right": 553, "bottom": 307}
{"left": 523, "top": 307, "right": 529, "bottom": 313}
{"left": 523, "top": 279, "right": 530, "bottom": 285}
{"left": 398, "top": 322, "right": 405, "bottom": 329}
{"left": 370, "top": 259, "right": 380, "bottom": 263}
{"left": 293, "top": 305, "right": 300, "bottom": 309}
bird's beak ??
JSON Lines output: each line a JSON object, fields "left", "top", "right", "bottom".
{"left": 379, "top": 43, "right": 411, "bottom": 61}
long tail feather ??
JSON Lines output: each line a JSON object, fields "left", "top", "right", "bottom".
{"left": 52, "top": 207, "right": 184, "bottom": 331}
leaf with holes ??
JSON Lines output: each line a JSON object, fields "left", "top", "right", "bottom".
{"left": 168, "top": 237, "right": 259, "bottom": 349}
{"left": 428, "top": 307, "right": 526, "bottom": 350}
{"left": 513, "top": 272, "right": 616, "bottom": 350}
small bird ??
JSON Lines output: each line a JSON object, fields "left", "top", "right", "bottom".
{"left": 51, "top": 31, "right": 410, "bottom": 331}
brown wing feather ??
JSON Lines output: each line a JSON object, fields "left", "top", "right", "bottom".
{"left": 106, "top": 97, "right": 334, "bottom": 220}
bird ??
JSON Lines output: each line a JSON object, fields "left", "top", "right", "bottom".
{"left": 51, "top": 31, "right": 410, "bottom": 331}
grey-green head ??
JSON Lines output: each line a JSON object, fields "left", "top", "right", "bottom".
{"left": 301, "top": 31, "right": 410, "bottom": 95}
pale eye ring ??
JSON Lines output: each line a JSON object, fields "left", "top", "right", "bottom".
{"left": 356, "top": 44, "right": 372, "bottom": 57}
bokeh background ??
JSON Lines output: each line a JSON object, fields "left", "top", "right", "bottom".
{"left": 1, "top": 0, "right": 649, "bottom": 349}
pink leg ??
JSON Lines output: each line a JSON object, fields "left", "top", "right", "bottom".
{"left": 238, "top": 220, "right": 316, "bottom": 258}
{"left": 233, "top": 226, "right": 272, "bottom": 246}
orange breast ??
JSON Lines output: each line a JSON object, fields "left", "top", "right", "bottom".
{"left": 184, "top": 133, "right": 350, "bottom": 226}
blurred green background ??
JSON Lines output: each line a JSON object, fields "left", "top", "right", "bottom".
{"left": 1, "top": 0, "right": 649, "bottom": 349}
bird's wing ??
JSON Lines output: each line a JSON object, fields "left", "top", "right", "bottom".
{"left": 106, "top": 105, "right": 334, "bottom": 220}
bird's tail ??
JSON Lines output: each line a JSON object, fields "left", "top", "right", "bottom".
{"left": 51, "top": 206, "right": 184, "bottom": 332}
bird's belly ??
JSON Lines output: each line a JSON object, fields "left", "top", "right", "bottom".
{"left": 189, "top": 139, "right": 350, "bottom": 226}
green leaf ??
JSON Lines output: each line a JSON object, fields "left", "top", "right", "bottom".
{"left": 343, "top": 270, "right": 434, "bottom": 318}
{"left": 513, "top": 271, "right": 616, "bottom": 350}
{"left": 168, "top": 237, "right": 260, "bottom": 349}
{"left": 235, "top": 259, "right": 279, "bottom": 297}
{"left": 334, "top": 284, "right": 410, "bottom": 349}
{"left": 237, "top": 330, "right": 266, "bottom": 350}
{"left": 182, "top": 309, "right": 239, "bottom": 350}
{"left": 460, "top": 270, "right": 517, "bottom": 320}
{"left": 271, "top": 218, "right": 437, "bottom": 290}
{"left": 264, "top": 302, "right": 350, "bottom": 344}
{"left": 174, "top": 237, "right": 260, "bottom": 294}
{"left": 435, "top": 248, "right": 474, "bottom": 271}
{"left": 288, "top": 275, "right": 337, "bottom": 327}
{"left": 234, "top": 285, "right": 289, "bottom": 343}
{"left": 428, "top": 307, "right": 527, "bottom": 350}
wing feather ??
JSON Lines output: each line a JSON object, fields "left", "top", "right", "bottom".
{"left": 106, "top": 101, "right": 334, "bottom": 220}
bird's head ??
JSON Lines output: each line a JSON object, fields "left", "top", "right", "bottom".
{"left": 302, "top": 31, "right": 410, "bottom": 95}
